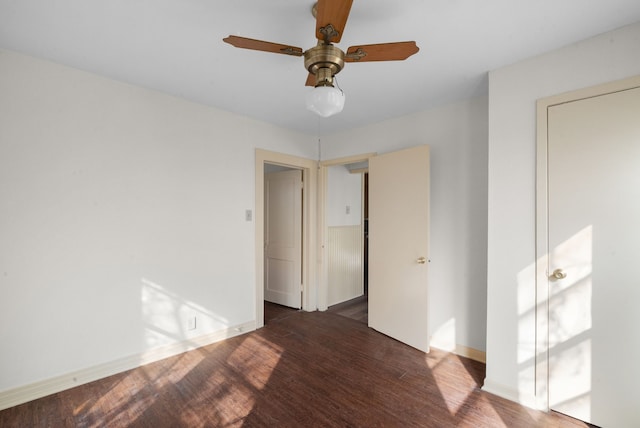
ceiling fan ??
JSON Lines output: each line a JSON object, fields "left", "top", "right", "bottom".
{"left": 223, "top": 0, "right": 419, "bottom": 117}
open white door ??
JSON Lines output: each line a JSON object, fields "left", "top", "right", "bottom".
{"left": 368, "top": 145, "right": 430, "bottom": 352}
{"left": 264, "top": 169, "right": 302, "bottom": 309}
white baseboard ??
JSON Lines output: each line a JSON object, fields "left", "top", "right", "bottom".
{"left": 454, "top": 345, "right": 486, "bottom": 363}
{"left": 482, "top": 378, "right": 540, "bottom": 410}
{"left": 481, "top": 378, "right": 521, "bottom": 403}
{"left": 0, "top": 320, "right": 256, "bottom": 411}
{"left": 430, "top": 344, "right": 486, "bottom": 364}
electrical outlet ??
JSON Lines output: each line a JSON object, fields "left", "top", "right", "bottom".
{"left": 346, "top": 205, "right": 351, "bottom": 214}
{"left": 187, "top": 316, "right": 197, "bottom": 331}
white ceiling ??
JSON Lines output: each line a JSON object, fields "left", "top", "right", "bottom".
{"left": 2, "top": 1, "right": 640, "bottom": 135}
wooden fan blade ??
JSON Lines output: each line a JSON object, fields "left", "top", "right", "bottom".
{"left": 315, "top": 0, "right": 353, "bottom": 43}
{"left": 305, "top": 73, "right": 316, "bottom": 87}
{"left": 345, "top": 41, "right": 419, "bottom": 62}
{"left": 223, "top": 35, "right": 304, "bottom": 57}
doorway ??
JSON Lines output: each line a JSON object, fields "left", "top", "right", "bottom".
{"left": 264, "top": 165, "right": 302, "bottom": 309}
{"left": 255, "top": 149, "right": 317, "bottom": 329}
{"left": 318, "top": 154, "right": 373, "bottom": 313}
{"left": 327, "top": 163, "right": 367, "bottom": 304}
{"left": 324, "top": 161, "right": 369, "bottom": 323}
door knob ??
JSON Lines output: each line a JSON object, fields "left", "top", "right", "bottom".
{"left": 550, "top": 268, "right": 567, "bottom": 280}
{"left": 417, "top": 257, "right": 427, "bottom": 264}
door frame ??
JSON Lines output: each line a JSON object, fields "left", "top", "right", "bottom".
{"left": 255, "top": 149, "right": 317, "bottom": 328}
{"left": 318, "top": 153, "right": 375, "bottom": 311}
{"left": 535, "top": 74, "right": 640, "bottom": 411}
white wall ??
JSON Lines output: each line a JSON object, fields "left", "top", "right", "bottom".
{"left": 327, "top": 165, "right": 362, "bottom": 227}
{"left": 0, "top": 48, "right": 317, "bottom": 394}
{"left": 485, "top": 22, "right": 640, "bottom": 406}
{"left": 320, "top": 96, "right": 489, "bottom": 354}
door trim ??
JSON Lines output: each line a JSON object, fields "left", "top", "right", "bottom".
{"left": 535, "top": 74, "right": 640, "bottom": 411}
{"left": 255, "top": 149, "right": 317, "bottom": 328}
{"left": 318, "top": 153, "right": 375, "bottom": 311}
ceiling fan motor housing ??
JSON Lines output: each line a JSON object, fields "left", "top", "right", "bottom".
{"left": 304, "top": 44, "right": 345, "bottom": 87}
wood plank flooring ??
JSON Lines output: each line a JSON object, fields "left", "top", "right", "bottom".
{"left": 1, "top": 305, "right": 590, "bottom": 427}
{"left": 327, "top": 294, "right": 368, "bottom": 324}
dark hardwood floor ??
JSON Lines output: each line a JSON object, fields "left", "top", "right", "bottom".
{"left": 327, "top": 294, "right": 368, "bottom": 324}
{"left": 1, "top": 304, "right": 590, "bottom": 427}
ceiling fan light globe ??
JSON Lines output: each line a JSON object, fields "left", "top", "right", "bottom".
{"left": 305, "top": 86, "right": 345, "bottom": 117}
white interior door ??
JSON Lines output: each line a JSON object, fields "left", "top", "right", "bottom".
{"left": 547, "top": 85, "right": 640, "bottom": 427}
{"left": 264, "top": 169, "right": 302, "bottom": 309}
{"left": 368, "top": 145, "right": 430, "bottom": 352}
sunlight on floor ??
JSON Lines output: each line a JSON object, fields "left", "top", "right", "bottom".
{"left": 425, "top": 350, "right": 478, "bottom": 418}
{"left": 70, "top": 278, "right": 287, "bottom": 426}
{"left": 191, "top": 369, "right": 257, "bottom": 426}
{"left": 75, "top": 372, "right": 160, "bottom": 427}
{"left": 424, "top": 350, "right": 554, "bottom": 426}
{"left": 74, "top": 334, "right": 285, "bottom": 427}
{"left": 182, "top": 335, "right": 284, "bottom": 426}
{"left": 143, "top": 351, "right": 206, "bottom": 389}
{"left": 227, "top": 335, "right": 284, "bottom": 391}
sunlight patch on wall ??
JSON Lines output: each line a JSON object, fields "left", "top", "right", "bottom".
{"left": 547, "top": 226, "right": 592, "bottom": 421}
{"left": 141, "top": 278, "right": 229, "bottom": 349}
{"left": 430, "top": 317, "right": 456, "bottom": 353}
{"left": 523, "top": 225, "right": 593, "bottom": 414}
{"left": 517, "top": 261, "right": 536, "bottom": 365}
{"left": 516, "top": 259, "right": 537, "bottom": 406}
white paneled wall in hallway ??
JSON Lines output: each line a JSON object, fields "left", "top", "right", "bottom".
{"left": 327, "top": 225, "right": 364, "bottom": 306}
